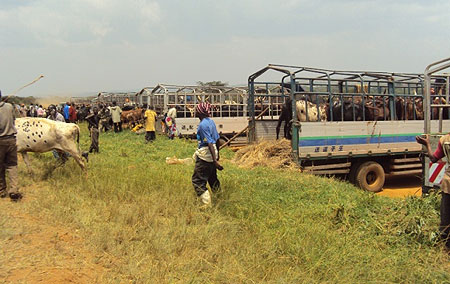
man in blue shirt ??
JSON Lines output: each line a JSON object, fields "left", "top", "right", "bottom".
{"left": 192, "top": 102, "right": 223, "bottom": 206}
{"left": 63, "top": 102, "right": 70, "bottom": 122}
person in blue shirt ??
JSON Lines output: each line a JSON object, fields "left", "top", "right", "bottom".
{"left": 63, "top": 102, "right": 70, "bottom": 122}
{"left": 192, "top": 102, "right": 223, "bottom": 206}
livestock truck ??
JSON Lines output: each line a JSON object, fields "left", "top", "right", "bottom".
{"left": 137, "top": 84, "right": 285, "bottom": 146}
{"left": 421, "top": 58, "right": 450, "bottom": 194}
{"left": 248, "top": 63, "right": 450, "bottom": 192}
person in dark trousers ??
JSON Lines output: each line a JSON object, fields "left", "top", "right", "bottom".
{"left": 98, "top": 104, "right": 111, "bottom": 132}
{"left": 191, "top": 102, "right": 223, "bottom": 206}
{"left": 144, "top": 105, "right": 157, "bottom": 143}
{"left": 0, "top": 91, "right": 22, "bottom": 201}
{"left": 86, "top": 107, "right": 100, "bottom": 153}
{"left": 110, "top": 101, "right": 122, "bottom": 133}
{"left": 416, "top": 135, "right": 450, "bottom": 251}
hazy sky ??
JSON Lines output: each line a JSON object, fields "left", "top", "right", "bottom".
{"left": 1, "top": 0, "right": 449, "bottom": 97}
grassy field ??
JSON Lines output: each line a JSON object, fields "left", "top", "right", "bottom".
{"left": 12, "top": 124, "right": 450, "bottom": 283}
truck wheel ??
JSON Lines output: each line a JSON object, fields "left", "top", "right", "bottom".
{"left": 348, "top": 161, "right": 360, "bottom": 184}
{"left": 355, "top": 161, "right": 385, "bottom": 192}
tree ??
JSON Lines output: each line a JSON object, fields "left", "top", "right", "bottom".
{"left": 196, "top": 81, "right": 228, "bottom": 87}
{"left": 1, "top": 95, "right": 37, "bottom": 105}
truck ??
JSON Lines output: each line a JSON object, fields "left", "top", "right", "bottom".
{"left": 137, "top": 84, "right": 284, "bottom": 145}
{"left": 421, "top": 58, "right": 450, "bottom": 194}
{"left": 247, "top": 63, "right": 450, "bottom": 192}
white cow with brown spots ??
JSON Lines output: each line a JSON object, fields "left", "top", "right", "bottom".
{"left": 15, "top": 118, "right": 86, "bottom": 171}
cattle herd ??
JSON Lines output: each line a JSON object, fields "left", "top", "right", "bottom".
{"left": 274, "top": 85, "right": 448, "bottom": 139}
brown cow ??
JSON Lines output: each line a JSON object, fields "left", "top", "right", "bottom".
{"left": 365, "top": 97, "right": 390, "bottom": 121}
{"left": 432, "top": 97, "right": 448, "bottom": 120}
{"left": 396, "top": 97, "right": 423, "bottom": 120}
{"left": 121, "top": 108, "right": 144, "bottom": 127}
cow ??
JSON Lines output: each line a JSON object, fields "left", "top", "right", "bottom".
{"left": 396, "top": 97, "right": 423, "bottom": 120}
{"left": 276, "top": 99, "right": 326, "bottom": 140}
{"left": 365, "top": 96, "right": 390, "bottom": 121}
{"left": 296, "top": 100, "right": 327, "bottom": 122}
{"left": 276, "top": 98, "right": 293, "bottom": 140}
{"left": 15, "top": 118, "right": 86, "bottom": 171}
{"left": 121, "top": 108, "right": 144, "bottom": 128}
{"left": 432, "top": 97, "right": 448, "bottom": 120}
{"left": 329, "top": 97, "right": 365, "bottom": 121}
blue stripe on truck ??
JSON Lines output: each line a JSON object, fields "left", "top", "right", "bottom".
{"left": 299, "top": 135, "right": 417, "bottom": 147}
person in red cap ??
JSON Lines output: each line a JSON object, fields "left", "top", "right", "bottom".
{"left": 192, "top": 102, "right": 223, "bottom": 206}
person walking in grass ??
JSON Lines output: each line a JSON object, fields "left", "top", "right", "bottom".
{"left": 98, "top": 104, "right": 111, "bottom": 132}
{"left": 192, "top": 102, "right": 223, "bottom": 206}
{"left": 144, "top": 105, "right": 157, "bottom": 143}
{"left": 110, "top": 101, "right": 122, "bottom": 133}
{"left": 0, "top": 90, "right": 22, "bottom": 201}
{"left": 416, "top": 135, "right": 450, "bottom": 252}
{"left": 86, "top": 107, "right": 100, "bottom": 153}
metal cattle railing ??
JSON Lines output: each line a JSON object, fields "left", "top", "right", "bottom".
{"left": 95, "top": 92, "right": 139, "bottom": 106}
{"left": 138, "top": 84, "right": 248, "bottom": 118}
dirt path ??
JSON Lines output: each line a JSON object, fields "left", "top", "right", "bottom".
{"left": 377, "top": 174, "right": 422, "bottom": 198}
{"left": 0, "top": 186, "right": 107, "bottom": 283}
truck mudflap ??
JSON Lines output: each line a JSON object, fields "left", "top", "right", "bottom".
{"left": 427, "top": 161, "right": 447, "bottom": 185}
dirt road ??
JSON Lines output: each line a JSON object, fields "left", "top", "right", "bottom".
{"left": 377, "top": 174, "right": 423, "bottom": 198}
{"left": 0, "top": 185, "right": 107, "bottom": 283}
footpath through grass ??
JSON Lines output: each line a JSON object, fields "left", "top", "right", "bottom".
{"left": 17, "top": 124, "right": 450, "bottom": 283}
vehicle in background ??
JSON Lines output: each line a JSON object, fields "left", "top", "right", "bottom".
{"left": 137, "top": 84, "right": 261, "bottom": 143}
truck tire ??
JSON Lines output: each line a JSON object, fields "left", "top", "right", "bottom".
{"left": 348, "top": 161, "right": 360, "bottom": 184}
{"left": 355, "top": 161, "right": 385, "bottom": 192}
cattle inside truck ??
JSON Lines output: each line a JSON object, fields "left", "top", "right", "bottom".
{"left": 248, "top": 64, "right": 450, "bottom": 192}
{"left": 137, "top": 84, "right": 280, "bottom": 142}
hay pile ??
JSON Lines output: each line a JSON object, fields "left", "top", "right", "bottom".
{"left": 232, "top": 139, "right": 297, "bottom": 169}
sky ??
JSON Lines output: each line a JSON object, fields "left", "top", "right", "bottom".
{"left": 1, "top": 0, "right": 450, "bottom": 97}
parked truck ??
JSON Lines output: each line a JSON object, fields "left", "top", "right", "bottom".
{"left": 248, "top": 63, "right": 450, "bottom": 192}
{"left": 421, "top": 58, "right": 450, "bottom": 194}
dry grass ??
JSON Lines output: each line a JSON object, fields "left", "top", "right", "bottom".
{"left": 233, "top": 139, "right": 297, "bottom": 169}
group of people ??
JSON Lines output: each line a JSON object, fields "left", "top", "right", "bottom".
{"left": 16, "top": 102, "right": 84, "bottom": 123}
{"left": 16, "top": 104, "right": 47, "bottom": 118}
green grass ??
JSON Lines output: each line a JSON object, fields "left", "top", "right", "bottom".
{"left": 17, "top": 123, "right": 450, "bottom": 283}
